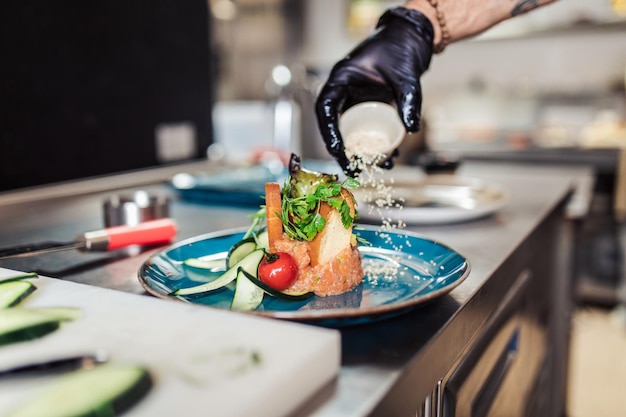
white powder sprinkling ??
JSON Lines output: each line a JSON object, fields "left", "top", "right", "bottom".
{"left": 345, "top": 131, "right": 392, "bottom": 160}
{"left": 351, "top": 154, "right": 406, "bottom": 239}
{"left": 349, "top": 148, "right": 414, "bottom": 280}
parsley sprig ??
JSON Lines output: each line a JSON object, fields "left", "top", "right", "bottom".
{"left": 280, "top": 177, "right": 360, "bottom": 241}
{"left": 244, "top": 207, "right": 267, "bottom": 239}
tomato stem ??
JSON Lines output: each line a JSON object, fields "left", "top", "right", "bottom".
{"left": 264, "top": 251, "right": 279, "bottom": 263}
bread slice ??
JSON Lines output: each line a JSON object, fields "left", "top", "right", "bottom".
{"left": 309, "top": 188, "right": 356, "bottom": 266}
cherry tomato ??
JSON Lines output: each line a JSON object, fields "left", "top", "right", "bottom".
{"left": 258, "top": 252, "right": 298, "bottom": 291}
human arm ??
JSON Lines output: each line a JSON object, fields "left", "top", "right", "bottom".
{"left": 405, "top": 0, "right": 559, "bottom": 51}
{"left": 315, "top": 0, "right": 558, "bottom": 175}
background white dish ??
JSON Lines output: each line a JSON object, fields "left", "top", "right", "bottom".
{"left": 354, "top": 174, "right": 509, "bottom": 225}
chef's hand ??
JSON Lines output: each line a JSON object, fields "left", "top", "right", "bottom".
{"left": 315, "top": 7, "right": 434, "bottom": 176}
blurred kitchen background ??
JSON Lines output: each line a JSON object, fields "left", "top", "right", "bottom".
{"left": 1, "top": 0, "right": 625, "bottom": 300}
{"left": 209, "top": 0, "right": 626, "bottom": 161}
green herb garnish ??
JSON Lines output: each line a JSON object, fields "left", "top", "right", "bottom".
{"left": 245, "top": 155, "right": 365, "bottom": 243}
{"left": 244, "top": 207, "right": 267, "bottom": 239}
{"left": 280, "top": 177, "right": 359, "bottom": 241}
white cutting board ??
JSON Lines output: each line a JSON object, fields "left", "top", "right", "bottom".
{"left": 0, "top": 268, "right": 340, "bottom": 417}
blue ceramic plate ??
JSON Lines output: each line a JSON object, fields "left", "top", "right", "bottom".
{"left": 138, "top": 226, "right": 470, "bottom": 325}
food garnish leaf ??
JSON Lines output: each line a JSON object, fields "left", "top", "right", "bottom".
{"left": 273, "top": 153, "right": 361, "bottom": 242}
{"left": 339, "top": 201, "right": 353, "bottom": 228}
{"left": 244, "top": 208, "right": 267, "bottom": 239}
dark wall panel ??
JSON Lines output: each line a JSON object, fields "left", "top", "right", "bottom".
{"left": 0, "top": 0, "right": 214, "bottom": 191}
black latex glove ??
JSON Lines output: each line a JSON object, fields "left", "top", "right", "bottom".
{"left": 315, "top": 7, "right": 434, "bottom": 176}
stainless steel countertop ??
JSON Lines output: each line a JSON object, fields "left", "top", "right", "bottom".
{"left": 0, "top": 160, "right": 594, "bottom": 416}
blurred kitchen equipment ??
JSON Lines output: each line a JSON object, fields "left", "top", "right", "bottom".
{"left": 267, "top": 64, "right": 300, "bottom": 155}
{"left": 103, "top": 191, "right": 170, "bottom": 227}
{"left": 339, "top": 101, "right": 405, "bottom": 159}
{"left": 0, "top": 219, "right": 177, "bottom": 260}
{"left": 170, "top": 159, "right": 338, "bottom": 207}
{"left": 416, "top": 151, "right": 463, "bottom": 174}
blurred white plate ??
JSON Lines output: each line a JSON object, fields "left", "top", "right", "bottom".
{"left": 354, "top": 175, "right": 509, "bottom": 225}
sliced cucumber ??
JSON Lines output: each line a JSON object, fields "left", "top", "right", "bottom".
{"left": 240, "top": 269, "right": 314, "bottom": 302}
{"left": 183, "top": 257, "right": 225, "bottom": 270}
{"left": 5, "top": 364, "right": 152, "bottom": 417}
{"left": 254, "top": 230, "right": 269, "bottom": 251}
{"left": 173, "top": 249, "right": 264, "bottom": 297}
{"left": 0, "top": 281, "right": 37, "bottom": 308}
{"left": 231, "top": 268, "right": 264, "bottom": 311}
{"left": 183, "top": 255, "right": 227, "bottom": 283}
{"left": 0, "top": 307, "right": 81, "bottom": 347}
{"left": 0, "top": 272, "right": 38, "bottom": 284}
{"left": 227, "top": 238, "right": 258, "bottom": 269}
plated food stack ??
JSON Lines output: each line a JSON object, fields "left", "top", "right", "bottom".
{"left": 265, "top": 155, "right": 364, "bottom": 297}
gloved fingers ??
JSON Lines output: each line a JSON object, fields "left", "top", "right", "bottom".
{"left": 315, "top": 85, "right": 353, "bottom": 174}
{"left": 396, "top": 82, "right": 423, "bottom": 133}
{"left": 315, "top": 85, "right": 345, "bottom": 148}
{"left": 377, "top": 149, "right": 399, "bottom": 171}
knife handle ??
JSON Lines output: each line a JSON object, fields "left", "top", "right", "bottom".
{"left": 80, "top": 218, "right": 178, "bottom": 251}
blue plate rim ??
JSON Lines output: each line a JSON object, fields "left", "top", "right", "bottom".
{"left": 138, "top": 225, "right": 471, "bottom": 321}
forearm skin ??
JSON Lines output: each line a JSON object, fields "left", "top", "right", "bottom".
{"left": 404, "top": 0, "right": 558, "bottom": 48}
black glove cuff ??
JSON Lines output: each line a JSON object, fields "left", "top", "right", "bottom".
{"left": 377, "top": 7, "right": 435, "bottom": 46}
